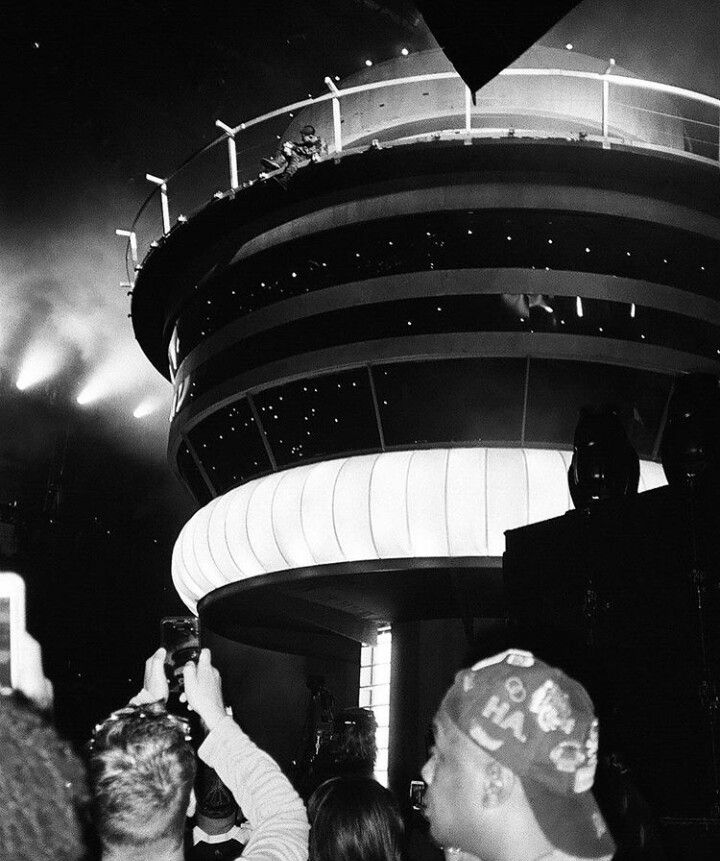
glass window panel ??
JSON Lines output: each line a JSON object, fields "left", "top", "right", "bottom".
{"left": 376, "top": 358, "right": 526, "bottom": 446}
{"left": 524, "top": 360, "right": 673, "bottom": 458}
{"left": 359, "top": 666, "right": 372, "bottom": 687}
{"left": 176, "top": 441, "right": 213, "bottom": 506}
{"left": 372, "top": 663, "right": 391, "bottom": 686}
{"left": 376, "top": 726, "right": 390, "bottom": 750}
{"left": 254, "top": 369, "right": 380, "bottom": 467}
{"left": 370, "top": 686, "right": 390, "bottom": 706}
{"left": 186, "top": 399, "right": 271, "bottom": 493}
{"left": 374, "top": 705, "right": 390, "bottom": 728}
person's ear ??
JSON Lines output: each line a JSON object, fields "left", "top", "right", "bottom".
{"left": 187, "top": 788, "right": 197, "bottom": 818}
{"left": 479, "top": 760, "right": 514, "bottom": 809}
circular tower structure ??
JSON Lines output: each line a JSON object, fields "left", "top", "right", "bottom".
{"left": 131, "top": 47, "right": 720, "bottom": 788}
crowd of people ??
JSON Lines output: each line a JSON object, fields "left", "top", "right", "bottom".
{"left": 0, "top": 624, "right": 623, "bottom": 861}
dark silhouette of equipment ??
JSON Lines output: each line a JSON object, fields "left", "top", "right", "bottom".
{"left": 660, "top": 373, "right": 720, "bottom": 489}
{"left": 415, "top": 0, "right": 582, "bottom": 97}
{"left": 568, "top": 405, "right": 640, "bottom": 509}
{"left": 504, "top": 481, "right": 720, "bottom": 859}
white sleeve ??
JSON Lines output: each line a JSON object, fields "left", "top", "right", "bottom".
{"left": 198, "top": 716, "right": 309, "bottom": 861}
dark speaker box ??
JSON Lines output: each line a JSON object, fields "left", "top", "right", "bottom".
{"left": 504, "top": 484, "right": 720, "bottom": 824}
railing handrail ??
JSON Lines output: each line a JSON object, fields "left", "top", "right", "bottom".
{"left": 125, "top": 66, "right": 720, "bottom": 282}
{"left": 229, "top": 69, "right": 720, "bottom": 137}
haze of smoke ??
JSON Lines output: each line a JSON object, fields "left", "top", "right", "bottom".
{"left": 547, "top": 0, "right": 720, "bottom": 95}
{"left": 2, "top": 213, "right": 171, "bottom": 461}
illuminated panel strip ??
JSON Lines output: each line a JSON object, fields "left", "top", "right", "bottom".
{"left": 359, "top": 626, "right": 392, "bottom": 787}
{"left": 173, "top": 448, "right": 667, "bottom": 613}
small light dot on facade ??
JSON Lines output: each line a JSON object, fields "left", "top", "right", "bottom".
{"left": 401, "top": 48, "right": 409, "bottom": 56}
{"left": 576, "top": 297, "right": 584, "bottom": 318}
{"left": 565, "top": 43, "right": 573, "bottom": 50}
{"left": 365, "top": 59, "right": 373, "bottom": 67}
{"left": 334, "top": 75, "right": 340, "bottom": 81}
{"left": 547, "top": 239, "right": 553, "bottom": 244}
{"left": 585, "top": 247, "right": 591, "bottom": 253}
{"left": 630, "top": 303, "right": 636, "bottom": 318}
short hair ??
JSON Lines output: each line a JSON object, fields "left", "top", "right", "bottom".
{"left": 308, "top": 776, "right": 404, "bottom": 861}
{"left": 328, "top": 707, "right": 378, "bottom": 775}
{"left": 87, "top": 702, "right": 196, "bottom": 852}
{"left": 301, "top": 124, "right": 316, "bottom": 135}
{"left": 0, "top": 694, "right": 89, "bottom": 861}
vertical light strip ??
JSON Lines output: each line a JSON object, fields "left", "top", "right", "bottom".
{"left": 359, "top": 625, "right": 392, "bottom": 786}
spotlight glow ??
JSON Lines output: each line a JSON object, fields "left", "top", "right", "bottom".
{"left": 77, "top": 380, "right": 107, "bottom": 405}
{"left": 133, "top": 398, "right": 162, "bottom": 419}
{"left": 565, "top": 43, "right": 573, "bottom": 50}
{"left": 365, "top": 59, "right": 373, "bottom": 67}
{"left": 16, "top": 346, "right": 61, "bottom": 391}
{"left": 401, "top": 48, "right": 409, "bottom": 56}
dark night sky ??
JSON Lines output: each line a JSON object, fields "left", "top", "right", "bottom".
{"left": 1, "top": 0, "right": 719, "bottom": 736}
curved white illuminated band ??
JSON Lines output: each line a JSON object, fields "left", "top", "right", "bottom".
{"left": 172, "top": 448, "right": 667, "bottom": 613}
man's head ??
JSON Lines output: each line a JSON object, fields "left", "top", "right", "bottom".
{"left": 422, "top": 649, "right": 615, "bottom": 860}
{"left": 300, "top": 124, "right": 317, "bottom": 141}
{"left": 195, "top": 764, "right": 238, "bottom": 836}
{"left": 88, "top": 702, "right": 196, "bottom": 859}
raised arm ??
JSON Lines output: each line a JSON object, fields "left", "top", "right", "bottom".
{"left": 184, "top": 650, "right": 309, "bottom": 861}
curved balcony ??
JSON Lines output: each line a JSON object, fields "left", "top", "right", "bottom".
{"left": 125, "top": 46, "right": 720, "bottom": 284}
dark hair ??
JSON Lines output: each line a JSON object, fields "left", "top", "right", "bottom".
{"left": 0, "top": 694, "right": 89, "bottom": 861}
{"left": 87, "top": 702, "right": 196, "bottom": 852}
{"left": 328, "top": 707, "right": 378, "bottom": 775}
{"left": 308, "top": 776, "right": 404, "bottom": 861}
{"left": 301, "top": 124, "right": 316, "bottom": 135}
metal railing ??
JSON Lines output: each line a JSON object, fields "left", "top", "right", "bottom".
{"left": 120, "top": 67, "right": 720, "bottom": 282}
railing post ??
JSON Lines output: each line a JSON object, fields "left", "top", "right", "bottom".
{"left": 465, "top": 85, "right": 473, "bottom": 132}
{"left": 324, "top": 76, "right": 343, "bottom": 154}
{"left": 215, "top": 120, "right": 239, "bottom": 188}
{"left": 146, "top": 173, "right": 170, "bottom": 234}
{"left": 601, "top": 58, "right": 615, "bottom": 150}
{"left": 115, "top": 229, "right": 138, "bottom": 266}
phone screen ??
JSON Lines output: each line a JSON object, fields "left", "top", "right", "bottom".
{"left": 161, "top": 617, "right": 200, "bottom": 693}
{"left": 0, "top": 597, "right": 11, "bottom": 689}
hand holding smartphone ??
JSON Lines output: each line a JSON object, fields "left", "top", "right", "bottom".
{"left": 161, "top": 616, "right": 200, "bottom": 694}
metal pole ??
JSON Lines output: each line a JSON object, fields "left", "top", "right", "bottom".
{"left": 115, "top": 229, "right": 138, "bottom": 265}
{"left": 602, "top": 59, "right": 615, "bottom": 150}
{"left": 216, "top": 120, "right": 239, "bottom": 188}
{"left": 602, "top": 79, "right": 609, "bottom": 142}
{"left": 465, "top": 86, "right": 472, "bottom": 132}
{"left": 146, "top": 174, "right": 170, "bottom": 234}
{"left": 325, "top": 76, "right": 343, "bottom": 154}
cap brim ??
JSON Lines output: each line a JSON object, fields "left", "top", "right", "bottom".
{"left": 522, "top": 778, "right": 616, "bottom": 859}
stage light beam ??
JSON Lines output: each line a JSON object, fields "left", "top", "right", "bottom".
{"left": 16, "top": 346, "right": 61, "bottom": 391}
{"left": 133, "top": 398, "right": 162, "bottom": 419}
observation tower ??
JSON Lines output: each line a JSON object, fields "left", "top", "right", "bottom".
{"left": 130, "top": 46, "right": 720, "bottom": 797}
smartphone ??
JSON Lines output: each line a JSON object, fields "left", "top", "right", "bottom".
{"left": 0, "top": 572, "right": 26, "bottom": 692}
{"left": 409, "top": 779, "right": 427, "bottom": 811}
{"left": 161, "top": 616, "right": 200, "bottom": 693}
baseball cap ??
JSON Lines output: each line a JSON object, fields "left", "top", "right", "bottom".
{"left": 435, "top": 648, "right": 615, "bottom": 859}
